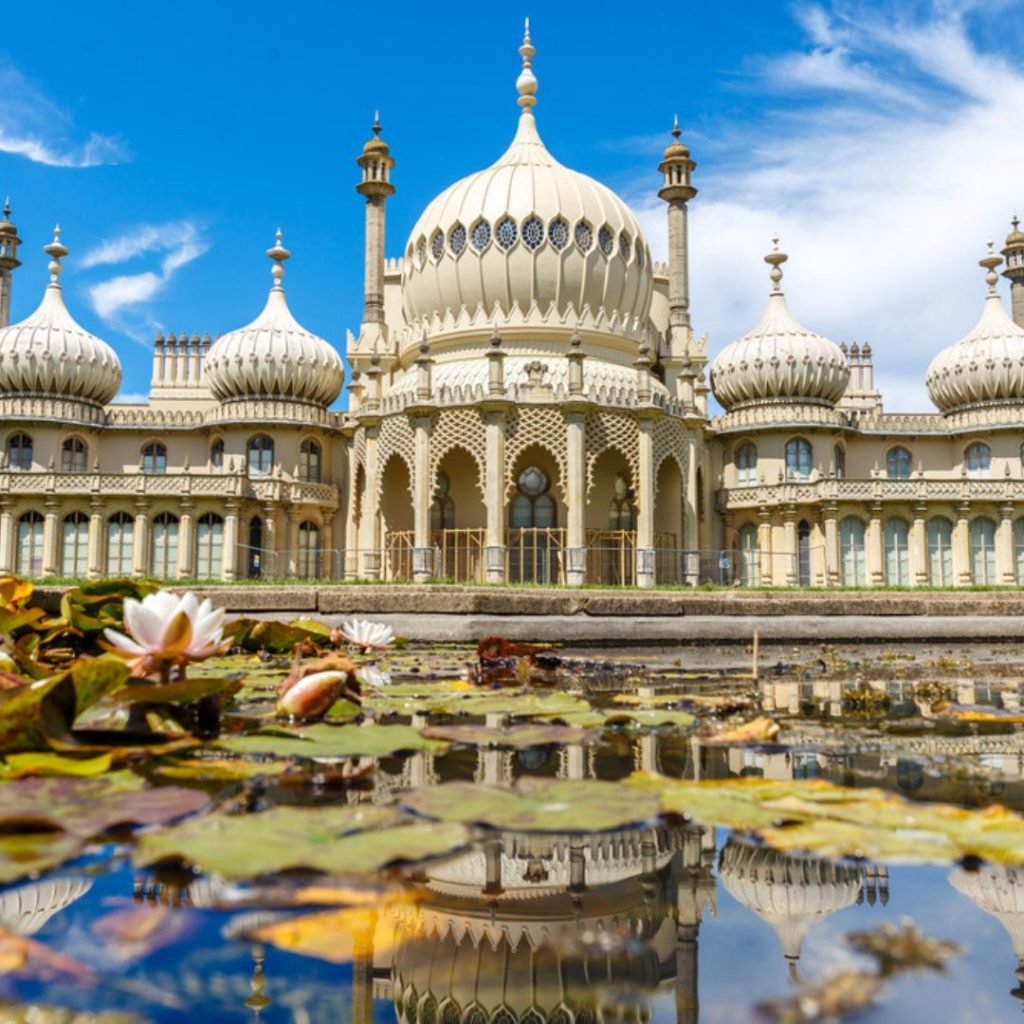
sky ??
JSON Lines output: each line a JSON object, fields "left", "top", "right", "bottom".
{"left": 2, "top": 0, "right": 1024, "bottom": 411}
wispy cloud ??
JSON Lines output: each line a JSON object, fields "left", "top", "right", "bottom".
{"left": 0, "top": 60, "right": 129, "bottom": 168}
{"left": 630, "top": 0, "right": 1024, "bottom": 412}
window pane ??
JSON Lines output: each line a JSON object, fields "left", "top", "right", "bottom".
{"left": 884, "top": 518, "right": 910, "bottom": 585}
{"left": 927, "top": 518, "right": 953, "bottom": 586}
{"left": 839, "top": 518, "right": 866, "bottom": 586}
{"left": 970, "top": 518, "right": 996, "bottom": 584}
{"left": 17, "top": 515, "right": 43, "bottom": 576}
{"left": 150, "top": 516, "right": 179, "bottom": 577}
{"left": 61, "top": 516, "right": 88, "bottom": 577}
{"left": 107, "top": 516, "right": 134, "bottom": 576}
{"left": 196, "top": 515, "right": 224, "bottom": 579}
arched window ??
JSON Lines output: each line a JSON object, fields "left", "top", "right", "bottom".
{"left": 738, "top": 523, "right": 760, "bottom": 587}
{"left": 61, "top": 512, "right": 88, "bottom": 577}
{"left": 510, "top": 466, "right": 556, "bottom": 528}
{"left": 839, "top": 516, "right": 866, "bottom": 586}
{"left": 248, "top": 516, "right": 264, "bottom": 578}
{"left": 430, "top": 472, "right": 455, "bottom": 530}
{"left": 509, "top": 466, "right": 558, "bottom": 584}
{"left": 608, "top": 472, "right": 636, "bottom": 530}
{"left": 965, "top": 442, "right": 991, "bottom": 479}
{"left": 107, "top": 513, "right": 134, "bottom": 577}
{"left": 210, "top": 438, "right": 224, "bottom": 471}
{"left": 886, "top": 447, "right": 912, "bottom": 480}
{"left": 736, "top": 443, "right": 757, "bottom": 486}
{"left": 297, "top": 520, "right": 320, "bottom": 579}
{"left": 298, "top": 439, "right": 321, "bottom": 483}
{"left": 927, "top": 517, "right": 953, "bottom": 586}
{"left": 247, "top": 435, "right": 274, "bottom": 476}
{"left": 6, "top": 433, "right": 32, "bottom": 471}
{"left": 884, "top": 517, "right": 910, "bottom": 585}
{"left": 142, "top": 442, "right": 167, "bottom": 475}
{"left": 970, "top": 517, "right": 997, "bottom": 584}
{"left": 150, "top": 513, "right": 179, "bottom": 577}
{"left": 196, "top": 512, "right": 224, "bottom": 579}
{"left": 833, "top": 444, "right": 846, "bottom": 480}
{"left": 16, "top": 511, "right": 43, "bottom": 576}
{"left": 1015, "top": 519, "right": 1024, "bottom": 585}
{"left": 61, "top": 437, "right": 87, "bottom": 473}
{"left": 785, "top": 438, "right": 812, "bottom": 480}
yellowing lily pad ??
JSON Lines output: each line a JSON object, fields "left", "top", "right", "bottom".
{"left": 0, "top": 832, "right": 85, "bottom": 885}
{"left": 419, "top": 723, "right": 599, "bottom": 749}
{"left": 216, "top": 723, "right": 449, "bottom": 759}
{"left": 0, "top": 752, "right": 113, "bottom": 780}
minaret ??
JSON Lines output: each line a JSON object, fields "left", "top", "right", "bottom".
{"left": 658, "top": 117, "right": 697, "bottom": 350}
{"left": 0, "top": 199, "right": 23, "bottom": 328}
{"left": 355, "top": 114, "right": 395, "bottom": 351}
{"left": 1001, "top": 215, "right": 1024, "bottom": 328}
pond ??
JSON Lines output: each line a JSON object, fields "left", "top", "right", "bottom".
{"left": 4, "top": 598, "right": 1024, "bottom": 1023}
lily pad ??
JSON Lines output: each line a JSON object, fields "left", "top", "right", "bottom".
{"left": 0, "top": 832, "right": 85, "bottom": 885}
{"left": 134, "top": 805, "right": 469, "bottom": 879}
{"left": 402, "top": 778, "right": 661, "bottom": 833}
{"left": 0, "top": 752, "right": 113, "bottom": 780}
{"left": 419, "top": 723, "right": 599, "bottom": 749}
{"left": 109, "top": 677, "right": 243, "bottom": 705}
{"left": 153, "top": 757, "right": 291, "bottom": 782}
{"left": 216, "top": 723, "right": 448, "bottom": 759}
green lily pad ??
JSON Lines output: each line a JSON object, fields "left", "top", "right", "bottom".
{"left": 216, "top": 723, "right": 449, "bottom": 759}
{"left": 0, "top": 752, "right": 113, "bottom": 780}
{"left": 603, "top": 709, "right": 697, "bottom": 728}
{"left": 402, "top": 778, "right": 661, "bottom": 833}
{"left": 153, "top": 757, "right": 291, "bottom": 782}
{"left": 134, "top": 805, "right": 469, "bottom": 879}
{"left": 0, "top": 831, "right": 86, "bottom": 884}
{"left": 109, "top": 677, "right": 243, "bottom": 705}
{"left": 419, "top": 723, "right": 599, "bottom": 749}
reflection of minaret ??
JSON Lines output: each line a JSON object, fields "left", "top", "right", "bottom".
{"left": 674, "top": 825, "right": 716, "bottom": 1024}
{"left": 951, "top": 864, "right": 1024, "bottom": 1004}
{"left": 352, "top": 909, "right": 378, "bottom": 1024}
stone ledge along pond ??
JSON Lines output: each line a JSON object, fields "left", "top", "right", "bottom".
{"left": 4, "top": 581, "right": 1024, "bottom": 1022}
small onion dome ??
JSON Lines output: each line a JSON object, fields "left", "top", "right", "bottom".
{"left": 719, "top": 839, "right": 862, "bottom": 972}
{"left": 710, "top": 239, "right": 849, "bottom": 412}
{"left": 362, "top": 113, "right": 391, "bottom": 158}
{"left": 661, "top": 114, "right": 691, "bottom": 161}
{"left": 204, "top": 231, "right": 344, "bottom": 408}
{"left": 0, "top": 198, "right": 20, "bottom": 248}
{"left": 925, "top": 244, "right": 1024, "bottom": 414}
{"left": 0, "top": 877, "right": 92, "bottom": 936}
{"left": 0, "top": 227, "right": 121, "bottom": 404}
{"left": 1005, "top": 215, "right": 1024, "bottom": 249}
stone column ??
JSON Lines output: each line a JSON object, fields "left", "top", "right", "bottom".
{"left": 867, "top": 503, "right": 884, "bottom": 586}
{"left": 41, "top": 499, "right": 60, "bottom": 578}
{"left": 342, "top": 438, "right": 360, "bottom": 580}
{"left": 998, "top": 503, "right": 1016, "bottom": 585}
{"left": 0, "top": 501, "right": 12, "bottom": 575}
{"left": 911, "top": 503, "right": 928, "bottom": 587}
{"left": 177, "top": 500, "right": 194, "bottom": 579}
{"left": 564, "top": 407, "right": 587, "bottom": 586}
{"left": 953, "top": 502, "right": 971, "bottom": 586}
{"left": 758, "top": 509, "right": 774, "bottom": 586}
{"left": 359, "top": 425, "right": 381, "bottom": 580}
{"left": 221, "top": 501, "right": 239, "bottom": 582}
{"left": 412, "top": 414, "right": 434, "bottom": 581}
{"left": 132, "top": 500, "right": 150, "bottom": 578}
{"left": 636, "top": 415, "right": 656, "bottom": 587}
{"left": 483, "top": 405, "right": 508, "bottom": 583}
{"left": 782, "top": 508, "right": 797, "bottom": 586}
{"left": 87, "top": 498, "right": 104, "bottom": 579}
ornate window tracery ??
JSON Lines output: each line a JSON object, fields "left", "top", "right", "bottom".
{"left": 430, "top": 230, "right": 444, "bottom": 261}
{"left": 635, "top": 238, "right": 645, "bottom": 267}
{"left": 548, "top": 217, "right": 569, "bottom": 251}
{"left": 511, "top": 466, "right": 555, "bottom": 527}
{"left": 496, "top": 217, "right": 518, "bottom": 250}
{"left": 449, "top": 224, "right": 466, "bottom": 255}
{"left": 522, "top": 216, "right": 544, "bottom": 251}
{"left": 470, "top": 220, "right": 491, "bottom": 252}
{"left": 416, "top": 236, "right": 427, "bottom": 266}
{"left": 574, "top": 220, "right": 593, "bottom": 252}
{"left": 598, "top": 225, "right": 613, "bottom": 256}
{"left": 618, "top": 231, "right": 631, "bottom": 260}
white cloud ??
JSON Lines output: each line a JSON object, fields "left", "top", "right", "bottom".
{"left": 0, "top": 62, "right": 129, "bottom": 168}
{"left": 630, "top": 0, "right": 1024, "bottom": 413}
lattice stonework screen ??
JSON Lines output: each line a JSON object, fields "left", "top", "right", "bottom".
{"left": 352, "top": 429, "right": 367, "bottom": 475}
{"left": 429, "top": 407, "right": 486, "bottom": 493}
{"left": 585, "top": 411, "right": 640, "bottom": 492}
{"left": 376, "top": 415, "right": 416, "bottom": 497}
{"left": 504, "top": 407, "right": 569, "bottom": 494}
{"left": 653, "top": 416, "right": 689, "bottom": 493}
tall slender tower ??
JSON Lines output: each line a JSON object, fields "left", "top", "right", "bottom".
{"left": 1001, "top": 215, "right": 1024, "bottom": 328}
{"left": 355, "top": 115, "right": 395, "bottom": 351}
{"left": 0, "top": 199, "right": 22, "bottom": 328}
{"left": 658, "top": 118, "right": 697, "bottom": 349}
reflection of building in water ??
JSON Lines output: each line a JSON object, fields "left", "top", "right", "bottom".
{"left": 719, "top": 839, "right": 886, "bottom": 981}
{"left": 0, "top": 877, "right": 91, "bottom": 935}
{"left": 951, "top": 865, "right": 1024, "bottom": 1004}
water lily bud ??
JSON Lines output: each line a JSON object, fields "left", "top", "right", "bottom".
{"left": 276, "top": 670, "right": 348, "bottom": 721}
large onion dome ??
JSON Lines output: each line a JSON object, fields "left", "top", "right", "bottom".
{"left": 204, "top": 231, "right": 344, "bottom": 408}
{"left": 401, "top": 24, "right": 653, "bottom": 339}
{"left": 925, "top": 245, "right": 1024, "bottom": 414}
{"left": 710, "top": 240, "right": 849, "bottom": 412}
{"left": 0, "top": 228, "right": 121, "bottom": 405}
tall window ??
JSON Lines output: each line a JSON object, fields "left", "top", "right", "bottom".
{"left": 608, "top": 472, "right": 636, "bottom": 530}
{"left": 886, "top": 447, "right": 912, "bottom": 480}
{"left": 797, "top": 520, "right": 811, "bottom": 586}
{"left": 150, "top": 513, "right": 179, "bottom": 577}
{"left": 970, "top": 517, "right": 997, "bottom": 584}
{"left": 61, "top": 437, "right": 87, "bottom": 473}
{"left": 738, "top": 523, "right": 760, "bottom": 587}
{"left": 736, "top": 443, "right": 757, "bottom": 486}
{"left": 298, "top": 439, "right": 321, "bottom": 483}
{"left": 927, "top": 517, "right": 953, "bottom": 586}
{"left": 6, "top": 433, "right": 32, "bottom": 471}
{"left": 247, "top": 435, "right": 274, "bottom": 476}
{"left": 142, "top": 442, "right": 167, "bottom": 475}
{"left": 430, "top": 472, "right": 455, "bottom": 530}
{"left": 16, "top": 511, "right": 43, "bottom": 576}
{"left": 196, "top": 512, "right": 224, "bottom": 579}
{"left": 839, "top": 516, "right": 866, "bottom": 586}
{"left": 210, "top": 438, "right": 224, "bottom": 471}
{"left": 785, "top": 438, "right": 812, "bottom": 481}
{"left": 965, "top": 443, "right": 991, "bottom": 479}
{"left": 510, "top": 466, "right": 556, "bottom": 528}
{"left": 297, "top": 520, "right": 320, "bottom": 579}
{"left": 61, "top": 512, "right": 89, "bottom": 577}
{"left": 248, "top": 517, "right": 264, "bottom": 578}
{"left": 884, "top": 517, "right": 910, "bottom": 585}
{"left": 1015, "top": 519, "right": 1024, "bottom": 585}
{"left": 833, "top": 444, "right": 846, "bottom": 480}
{"left": 107, "top": 513, "right": 134, "bottom": 577}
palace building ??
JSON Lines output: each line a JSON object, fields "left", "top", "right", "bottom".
{"left": 1, "top": 24, "right": 1023, "bottom": 588}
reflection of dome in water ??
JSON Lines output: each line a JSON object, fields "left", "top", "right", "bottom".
{"left": 719, "top": 840, "right": 862, "bottom": 971}
{"left": 0, "top": 877, "right": 92, "bottom": 935}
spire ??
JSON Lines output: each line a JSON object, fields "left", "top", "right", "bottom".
{"left": 43, "top": 225, "right": 68, "bottom": 286}
{"left": 266, "top": 228, "right": 290, "bottom": 289}
{"left": 372, "top": 111, "right": 381, "bottom": 137}
{"left": 981, "top": 238, "right": 1002, "bottom": 296}
{"left": 672, "top": 113, "right": 681, "bottom": 139}
{"left": 516, "top": 18, "right": 537, "bottom": 112}
{"left": 765, "top": 234, "right": 787, "bottom": 294}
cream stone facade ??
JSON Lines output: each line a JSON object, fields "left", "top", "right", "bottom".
{"left": 1, "top": 26, "right": 1023, "bottom": 588}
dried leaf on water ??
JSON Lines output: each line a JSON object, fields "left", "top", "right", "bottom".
{"left": 756, "top": 970, "right": 882, "bottom": 1023}
{"left": 0, "top": 925, "right": 95, "bottom": 983}
{"left": 251, "top": 906, "right": 390, "bottom": 964}
{"left": 703, "top": 716, "right": 780, "bottom": 744}
{"left": 845, "top": 919, "right": 962, "bottom": 977}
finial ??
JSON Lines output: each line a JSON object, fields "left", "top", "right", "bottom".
{"left": 672, "top": 114, "right": 681, "bottom": 140}
{"left": 1014, "top": 214, "right": 1020, "bottom": 233}
{"left": 490, "top": 328, "right": 502, "bottom": 349}
{"left": 517, "top": 18, "right": 538, "bottom": 111}
{"left": 2, "top": 197, "right": 10, "bottom": 220}
{"left": 43, "top": 224, "right": 68, "bottom": 284}
{"left": 764, "top": 234, "right": 788, "bottom": 293}
{"left": 372, "top": 111, "right": 381, "bottom": 137}
{"left": 266, "top": 228, "right": 290, "bottom": 287}
{"left": 981, "top": 238, "right": 1002, "bottom": 294}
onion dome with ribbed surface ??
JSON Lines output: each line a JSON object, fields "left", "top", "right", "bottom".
{"left": 204, "top": 231, "right": 344, "bottom": 408}
{"left": 401, "top": 22, "right": 652, "bottom": 339}
{"left": 0, "top": 228, "right": 121, "bottom": 404}
{"left": 926, "top": 244, "right": 1024, "bottom": 414}
{"left": 709, "top": 239, "right": 849, "bottom": 412}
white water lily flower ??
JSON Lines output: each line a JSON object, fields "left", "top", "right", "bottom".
{"left": 103, "top": 590, "right": 226, "bottom": 679}
{"left": 340, "top": 619, "right": 395, "bottom": 652}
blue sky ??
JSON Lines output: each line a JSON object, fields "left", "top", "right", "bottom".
{"left": 3, "top": 0, "right": 1024, "bottom": 410}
